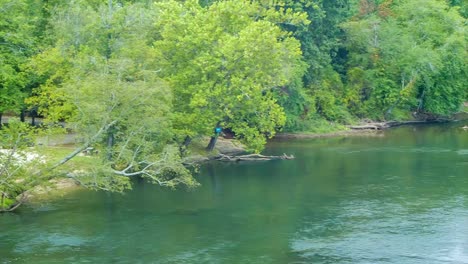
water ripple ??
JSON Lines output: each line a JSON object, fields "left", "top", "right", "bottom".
{"left": 291, "top": 199, "right": 468, "bottom": 264}
{"left": 13, "top": 232, "right": 89, "bottom": 254}
{"left": 339, "top": 147, "right": 453, "bottom": 154}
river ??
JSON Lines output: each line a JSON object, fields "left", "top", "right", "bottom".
{"left": 1, "top": 122, "right": 468, "bottom": 263}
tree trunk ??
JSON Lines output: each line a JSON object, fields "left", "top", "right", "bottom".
{"left": 0, "top": 112, "right": 2, "bottom": 129}
{"left": 20, "top": 109, "right": 25, "bottom": 122}
{"left": 183, "top": 135, "right": 192, "bottom": 147}
{"left": 206, "top": 122, "right": 222, "bottom": 151}
{"left": 206, "top": 136, "right": 218, "bottom": 151}
{"left": 1, "top": 192, "right": 4, "bottom": 210}
{"left": 106, "top": 131, "right": 114, "bottom": 161}
{"left": 179, "top": 136, "right": 192, "bottom": 155}
{"left": 49, "top": 120, "right": 117, "bottom": 170}
{"left": 215, "top": 153, "right": 294, "bottom": 161}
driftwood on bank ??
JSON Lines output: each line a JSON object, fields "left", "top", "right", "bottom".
{"left": 349, "top": 120, "right": 450, "bottom": 130}
{"left": 215, "top": 153, "right": 294, "bottom": 162}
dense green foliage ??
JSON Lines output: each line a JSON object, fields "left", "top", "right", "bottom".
{"left": 343, "top": 0, "right": 467, "bottom": 119}
{"left": 0, "top": 0, "right": 43, "bottom": 118}
{"left": 153, "top": 0, "right": 307, "bottom": 151}
{"left": 0, "top": 118, "right": 50, "bottom": 211}
{"left": 0, "top": 0, "right": 466, "bottom": 208}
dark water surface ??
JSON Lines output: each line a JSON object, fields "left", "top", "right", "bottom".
{"left": 1, "top": 122, "right": 468, "bottom": 263}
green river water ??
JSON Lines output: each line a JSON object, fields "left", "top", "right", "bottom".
{"left": 1, "top": 122, "right": 468, "bottom": 263}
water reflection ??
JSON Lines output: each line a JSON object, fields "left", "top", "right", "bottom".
{"left": 0, "top": 123, "right": 467, "bottom": 263}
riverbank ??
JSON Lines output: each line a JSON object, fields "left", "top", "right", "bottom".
{"left": 273, "top": 120, "right": 445, "bottom": 140}
{"left": 19, "top": 117, "right": 468, "bottom": 206}
{"left": 4, "top": 121, "right": 467, "bottom": 263}
{"left": 23, "top": 137, "right": 248, "bottom": 204}
{"left": 274, "top": 129, "right": 382, "bottom": 140}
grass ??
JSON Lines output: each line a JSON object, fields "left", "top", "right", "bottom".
{"left": 185, "top": 137, "right": 212, "bottom": 156}
{"left": 34, "top": 144, "right": 101, "bottom": 173}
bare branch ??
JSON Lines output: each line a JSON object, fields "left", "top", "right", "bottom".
{"left": 115, "top": 127, "right": 144, "bottom": 161}
{"left": 49, "top": 120, "right": 118, "bottom": 171}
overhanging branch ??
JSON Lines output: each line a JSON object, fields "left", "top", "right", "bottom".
{"left": 49, "top": 120, "right": 118, "bottom": 171}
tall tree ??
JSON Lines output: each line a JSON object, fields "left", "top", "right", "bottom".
{"left": 0, "top": 0, "right": 44, "bottom": 123}
{"left": 342, "top": 0, "right": 467, "bottom": 119}
{"left": 154, "top": 0, "right": 307, "bottom": 152}
{"left": 252, "top": 0, "right": 357, "bottom": 127}
{"left": 27, "top": 1, "right": 197, "bottom": 191}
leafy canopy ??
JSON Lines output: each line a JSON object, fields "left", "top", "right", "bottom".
{"left": 154, "top": 0, "right": 307, "bottom": 152}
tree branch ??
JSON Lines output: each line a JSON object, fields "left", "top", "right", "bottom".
{"left": 49, "top": 120, "right": 118, "bottom": 171}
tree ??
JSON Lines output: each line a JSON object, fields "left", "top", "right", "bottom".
{"left": 26, "top": 1, "right": 198, "bottom": 193}
{"left": 342, "top": 0, "right": 467, "bottom": 119}
{"left": 0, "top": 0, "right": 43, "bottom": 123}
{"left": 244, "top": 0, "right": 358, "bottom": 127}
{"left": 448, "top": 0, "right": 467, "bottom": 18}
{"left": 0, "top": 119, "right": 50, "bottom": 212}
{"left": 153, "top": 0, "right": 307, "bottom": 152}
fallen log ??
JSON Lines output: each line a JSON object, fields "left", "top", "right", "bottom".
{"left": 215, "top": 153, "right": 294, "bottom": 162}
{"left": 349, "top": 124, "right": 387, "bottom": 130}
{"left": 349, "top": 120, "right": 448, "bottom": 130}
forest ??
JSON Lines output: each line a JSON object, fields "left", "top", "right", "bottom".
{"left": 1, "top": 0, "right": 466, "bottom": 211}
